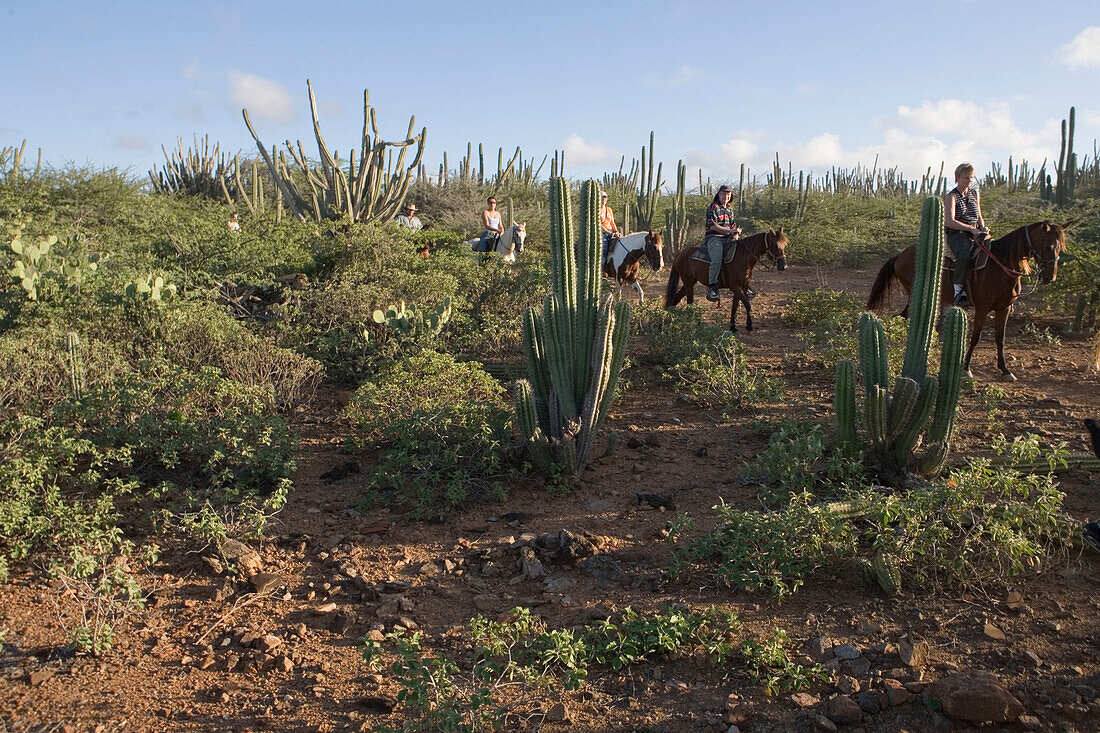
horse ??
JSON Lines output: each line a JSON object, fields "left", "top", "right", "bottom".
{"left": 602, "top": 231, "right": 664, "bottom": 301}
{"left": 464, "top": 223, "right": 527, "bottom": 262}
{"left": 866, "top": 221, "right": 1068, "bottom": 381}
{"left": 664, "top": 228, "right": 788, "bottom": 332}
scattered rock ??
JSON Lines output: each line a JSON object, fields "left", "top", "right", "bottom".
{"left": 897, "top": 639, "right": 925, "bottom": 667}
{"left": 823, "top": 695, "right": 862, "bottom": 726}
{"left": 929, "top": 670, "right": 1024, "bottom": 724}
{"left": 635, "top": 493, "right": 676, "bottom": 510}
{"left": 832, "top": 642, "right": 861, "bottom": 660}
{"left": 1023, "top": 649, "right": 1042, "bottom": 668}
{"left": 315, "top": 603, "right": 337, "bottom": 614}
{"left": 28, "top": 668, "right": 55, "bottom": 686}
{"left": 255, "top": 635, "right": 283, "bottom": 653}
{"left": 217, "top": 538, "right": 262, "bottom": 576}
{"left": 520, "top": 548, "right": 545, "bottom": 579}
{"left": 842, "top": 657, "right": 870, "bottom": 676}
{"left": 1004, "top": 590, "right": 1024, "bottom": 611}
{"left": 249, "top": 573, "right": 283, "bottom": 594}
{"left": 544, "top": 702, "right": 569, "bottom": 722}
{"left": 982, "top": 622, "right": 1006, "bottom": 641}
{"left": 501, "top": 512, "right": 533, "bottom": 523}
{"left": 855, "top": 618, "right": 881, "bottom": 635}
{"left": 581, "top": 554, "right": 624, "bottom": 584}
{"left": 837, "top": 675, "right": 860, "bottom": 694}
{"left": 811, "top": 713, "right": 837, "bottom": 732}
{"left": 328, "top": 612, "right": 355, "bottom": 635}
{"left": 806, "top": 636, "right": 833, "bottom": 662}
{"left": 856, "top": 691, "right": 880, "bottom": 714}
{"left": 201, "top": 556, "right": 225, "bottom": 575}
{"left": 791, "top": 692, "right": 819, "bottom": 707}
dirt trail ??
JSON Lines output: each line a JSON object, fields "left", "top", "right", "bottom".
{"left": 3, "top": 264, "right": 1099, "bottom": 732}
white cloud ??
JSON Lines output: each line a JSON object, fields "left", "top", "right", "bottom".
{"left": 183, "top": 65, "right": 200, "bottom": 81}
{"left": 1082, "top": 109, "right": 1100, "bottom": 126}
{"left": 561, "top": 134, "right": 620, "bottom": 167}
{"left": 883, "top": 99, "right": 1042, "bottom": 152}
{"left": 643, "top": 65, "right": 705, "bottom": 88}
{"left": 318, "top": 99, "right": 345, "bottom": 118}
{"left": 228, "top": 71, "right": 295, "bottom": 123}
{"left": 1055, "top": 26, "right": 1100, "bottom": 70}
{"left": 112, "top": 132, "right": 150, "bottom": 151}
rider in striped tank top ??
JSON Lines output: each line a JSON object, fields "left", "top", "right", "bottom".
{"left": 943, "top": 162, "right": 988, "bottom": 306}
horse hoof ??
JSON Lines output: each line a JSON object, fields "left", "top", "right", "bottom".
{"left": 965, "top": 369, "right": 973, "bottom": 379}
{"left": 1000, "top": 372, "right": 1017, "bottom": 383}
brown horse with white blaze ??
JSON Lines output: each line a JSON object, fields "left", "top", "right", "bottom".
{"left": 602, "top": 231, "right": 664, "bottom": 301}
{"left": 866, "top": 221, "right": 1068, "bottom": 381}
{"left": 664, "top": 228, "right": 788, "bottom": 332}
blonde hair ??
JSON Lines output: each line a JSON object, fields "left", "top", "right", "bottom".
{"left": 954, "top": 162, "right": 975, "bottom": 179}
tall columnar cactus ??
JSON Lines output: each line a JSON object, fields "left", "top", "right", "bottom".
{"left": 665, "top": 160, "right": 688, "bottom": 252}
{"left": 1055, "top": 106, "right": 1076, "bottom": 207}
{"left": 242, "top": 80, "right": 425, "bottom": 224}
{"left": 513, "top": 178, "right": 631, "bottom": 474}
{"left": 833, "top": 197, "right": 969, "bottom": 477}
{"left": 632, "top": 131, "right": 663, "bottom": 231}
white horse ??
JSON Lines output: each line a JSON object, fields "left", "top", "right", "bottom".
{"left": 602, "top": 231, "right": 664, "bottom": 301}
{"left": 465, "top": 223, "right": 527, "bottom": 263}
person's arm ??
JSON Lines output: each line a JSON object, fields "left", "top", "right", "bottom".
{"left": 943, "top": 193, "right": 976, "bottom": 233}
{"left": 975, "top": 191, "right": 987, "bottom": 231}
{"left": 482, "top": 210, "right": 492, "bottom": 229}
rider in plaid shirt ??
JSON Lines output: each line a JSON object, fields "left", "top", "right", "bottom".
{"left": 704, "top": 185, "right": 742, "bottom": 301}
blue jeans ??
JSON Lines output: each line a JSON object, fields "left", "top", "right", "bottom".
{"left": 602, "top": 231, "right": 616, "bottom": 260}
{"left": 947, "top": 232, "right": 971, "bottom": 286}
{"left": 705, "top": 235, "right": 730, "bottom": 286}
{"left": 479, "top": 230, "right": 499, "bottom": 253}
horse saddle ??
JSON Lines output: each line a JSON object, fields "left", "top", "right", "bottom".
{"left": 603, "top": 235, "right": 621, "bottom": 264}
{"left": 942, "top": 239, "right": 990, "bottom": 273}
{"left": 691, "top": 238, "right": 737, "bottom": 265}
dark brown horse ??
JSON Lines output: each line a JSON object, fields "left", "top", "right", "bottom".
{"left": 664, "top": 228, "right": 788, "bottom": 331}
{"left": 867, "top": 222, "right": 1068, "bottom": 381}
{"left": 602, "top": 231, "right": 664, "bottom": 301}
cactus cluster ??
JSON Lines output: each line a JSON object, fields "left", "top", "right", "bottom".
{"left": 124, "top": 275, "right": 176, "bottom": 302}
{"left": 834, "top": 197, "right": 968, "bottom": 477}
{"left": 664, "top": 160, "right": 688, "bottom": 253}
{"left": 7, "top": 226, "right": 100, "bottom": 301}
{"left": 372, "top": 298, "right": 452, "bottom": 340}
{"left": 513, "top": 179, "right": 631, "bottom": 474}
{"left": 632, "top": 131, "right": 664, "bottom": 231}
{"left": 243, "top": 80, "right": 425, "bottom": 224}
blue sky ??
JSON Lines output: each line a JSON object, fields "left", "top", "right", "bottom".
{"left": 3, "top": 0, "right": 1098, "bottom": 185}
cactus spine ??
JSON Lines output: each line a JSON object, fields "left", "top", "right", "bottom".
{"left": 514, "top": 178, "right": 631, "bottom": 474}
{"left": 833, "top": 197, "right": 968, "bottom": 478}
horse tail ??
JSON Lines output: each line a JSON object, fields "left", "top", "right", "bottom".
{"left": 664, "top": 265, "right": 680, "bottom": 308}
{"left": 866, "top": 256, "right": 897, "bottom": 312}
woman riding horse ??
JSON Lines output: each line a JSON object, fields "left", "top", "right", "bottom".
{"left": 944, "top": 162, "right": 988, "bottom": 306}
{"left": 867, "top": 221, "right": 1067, "bottom": 381}
{"left": 478, "top": 196, "right": 504, "bottom": 252}
{"left": 704, "top": 185, "right": 742, "bottom": 301}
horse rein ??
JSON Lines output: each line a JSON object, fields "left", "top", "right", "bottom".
{"left": 970, "top": 229, "right": 1026, "bottom": 278}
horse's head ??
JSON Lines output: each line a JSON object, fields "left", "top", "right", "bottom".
{"left": 1030, "top": 221, "right": 1066, "bottom": 284}
{"left": 644, "top": 231, "right": 664, "bottom": 271}
{"left": 512, "top": 223, "right": 527, "bottom": 255}
{"left": 767, "top": 227, "right": 788, "bottom": 271}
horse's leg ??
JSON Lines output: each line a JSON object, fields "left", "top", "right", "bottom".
{"left": 729, "top": 295, "right": 739, "bottom": 332}
{"left": 743, "top": 294, "right": 753, "bottom": 332}
{"left": 632, "top": 280, "right": 644, "bottom": 303}
{"left": 993, "top": 307, "right": 1016, "bottom": 381}
{"left": 964, "top": 306, "right": 989, "bottom": 378}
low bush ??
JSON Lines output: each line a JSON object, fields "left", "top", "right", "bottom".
{"left": 781, "top": 288, "right": 908, "bottom": 370}
{"left": 631, "top": 303, "right": 780, "bottom": 408}
{"left": 349, "top": 350, "right": 514, "bottom": 520}
{"left": 362, "top": 605, "right": 824, "bottom": 731}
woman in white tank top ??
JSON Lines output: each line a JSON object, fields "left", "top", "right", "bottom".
{"left": 479, "top": 196, "right": 504, "bottom": 251}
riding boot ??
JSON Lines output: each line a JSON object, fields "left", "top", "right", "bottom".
{"left": 706, "top": 283, "right": 720, "bottom": 302}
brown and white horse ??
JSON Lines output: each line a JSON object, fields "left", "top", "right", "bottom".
{"left": 602, "top": 231, "right": 664, "bottom": 301}
{"left": 464, "top": 223, "right": 527, "bottom": 262}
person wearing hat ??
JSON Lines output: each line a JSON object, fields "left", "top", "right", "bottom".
{"left": 599, "top": 191, "right": 621, "bottom": 262}
{"left": 944, "top": 162, "right": 988, "bottom": 306}
{"left": 395, "top": 203, "right": 423, "bottom": 231}
{"left": 704, "top": 185, "right": 742, "bottom": 301}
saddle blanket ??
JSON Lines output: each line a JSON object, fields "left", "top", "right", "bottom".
{"left": 691, "top": 238, "right": 737, "bottom": 265}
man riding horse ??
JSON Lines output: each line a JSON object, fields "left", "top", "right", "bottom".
{"left": 944, "top": 162, "right": 989, "bottom": 307}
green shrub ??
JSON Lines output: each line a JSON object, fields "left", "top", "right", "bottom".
{"left": 159, "top": 300, "right": 322, "bottom": 409}
{"left": 782, "top": 288, "right": 908, "bottom": 370}
{"left": 349, "top": 350, "right": 513, "bottom": 520}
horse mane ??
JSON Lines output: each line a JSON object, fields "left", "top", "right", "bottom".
{"left": 990, "top": 225, "right": 1032, "bottom": 275}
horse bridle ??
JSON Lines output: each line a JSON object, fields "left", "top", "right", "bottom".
{"left": 1023, "top": 223, "right": 1058, "bottom": 280}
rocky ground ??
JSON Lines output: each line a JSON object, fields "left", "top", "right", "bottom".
{"left": 2, "top": 264, "right": 1099, "bottom": 733}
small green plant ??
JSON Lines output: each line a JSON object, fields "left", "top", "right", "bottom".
{"left": 49, "top": 546, "right": 146, "bottom": 656}
{"left": 362, "top": 605, "right": 824, "bottom": 731}
{"left": 123, "top": 274, "right": 177, "bottom": 301}
{"left": 746, "top": 421, "right": 864, "bottom": 506}
{"left": 975, "top": 383, "right": 1007, "bottom": 430}
{"left": 372, "top": 297, "right": 453, "bottom": 346}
